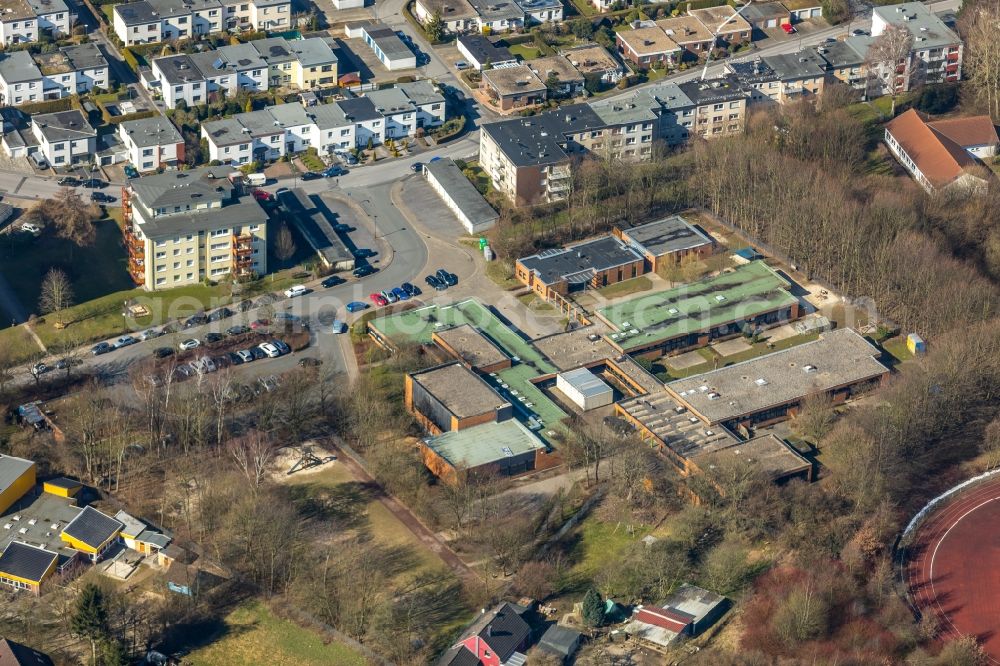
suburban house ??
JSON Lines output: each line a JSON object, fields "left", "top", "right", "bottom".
{"left": 15, "top": 109, "right": 97, "bottom": 167}
{"left": 117, "top": 115, "right": 185, "bottom": 172}
{"left": 413, "top": 0, "right": 478, "bottom": 34}
{"left": 656, "top": 16, "right": 715, "bottom": 59}
{"left": 868, "top": 2, "right": 962, "bottom": 95}
{"left": 561, "top": 42, "right": 624, "bottom": 85}
{"left": 121, "top": 166, "right": 268, "bottom": 289}
{"left": 616, "top": 26, "right": 681, "bottom": 69}
{"left": 884, "top": 109, "right": 998, "bottom": 193}
{"left": 625, "top": 585, "right": 728, "bottom": 648}
{"left": 0, "top": 0, "right": 73, "bottom": 46}
{"left": 146, "top": 36, "right": 337, "bottom": 108}
{"left": 516, "top": 235, "right": 646, "bottom": 299}
{"left": 740, "top": 1, "right": 791, "bottom": 30}
{"left": 201, "top": 80, "right": 444, "bottom": 163}
{"left": 344, "top": 21, "right": 416, "bottom": 71}
{"left": 0, "top": 43, "right": 108, "bottom": 106}
{"left": 112, "top": 0, "right": 291, "bottom": 45}
{"left": 529, "top": 55, "right": 585, "bottom": 97}
{"left": 689, "top": 5, "right": 752, "bottom": 46}
{"left": 438, "top": 602, "right": 532, "bottom": 665}
{"left": 456, "top": 33, "right": 517, "bottom": 71}
{"left": 481, "top": 64, "right": 548, "bottom": 111}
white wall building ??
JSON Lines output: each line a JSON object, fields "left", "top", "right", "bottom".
{"left": 118, "top": 115, "right": 185, "bottom": 172}
{"left": 113, "top": 0, "right": 289, "bottom": 46}
{"left": 30, "top": 109, "right": 96, "bottom": 167}
{"left": 556, "top": 367, "right": 614, "bottom": 411}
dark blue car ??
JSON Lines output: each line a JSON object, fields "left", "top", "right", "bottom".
{"left": 346, "top": 301, "right": 368, "bottom": 313}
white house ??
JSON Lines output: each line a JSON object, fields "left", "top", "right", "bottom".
{"left": 30, "top": 109, "right": 96, "bottom": 167}
{"left": 34, "top": 43, "right": 110, "bottom": 98}
{"left": 0, "top": 51, "right": 42, "bottom": 106}
{"left": 113, "top": 0, "right": 290, "bottom": 46}
{"left": 0, "top": 0, "right": 72, "bottom": 45}
{"left": 28, "top": 0, "right": 73, "bottom": 38}
{"left": 118, "top": 115, "right": 185, "bottom": 172}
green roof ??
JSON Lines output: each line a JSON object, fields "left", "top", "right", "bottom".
{"left": 424, "top": 419, "right": 547, "bottom": 470}
{"left": 597, "top": 261, "right": 798, "bottom": 352}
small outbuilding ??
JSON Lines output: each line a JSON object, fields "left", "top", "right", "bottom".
{"left": 906, "top": 333, "right": 926, "bottom": 355}
{"left": 556, "top": 367, "right": 614, "bottom": 411}
{"left": 537, "top": 624, "right": 583, "bottom": 662}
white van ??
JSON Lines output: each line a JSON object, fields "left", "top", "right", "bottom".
{"left": 246, "top": 172, "right": 267, "bottom": 187}
{"left": 284, "top": 285, "right": 307, "bottom": 298}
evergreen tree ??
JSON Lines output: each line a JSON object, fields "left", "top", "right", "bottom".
{"left": 582, "top": 587, "right": 605, "bottom": 628}
{"left": 72, "top": 583, "right": 110, "bottom": 665}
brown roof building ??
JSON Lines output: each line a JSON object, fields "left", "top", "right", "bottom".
{"left": 655, "top": 16, "right": 715, "bottom": 57}
{"left": 616, "top": 27, "right": 681, "bottom": 68}
{"left": 432, "top": 324, "right": 512, "bottom": 373}
{"left": 688, "top": 6, "right": 752, "bottom": 44}
{"left": 884, "top": 109, "right": 998, "bottom": 192}
{"left": 405, "top": 362, "right": 513, "bottom": 434}
{"left": 481, "top": 64, "right": 548, "bottom": 111}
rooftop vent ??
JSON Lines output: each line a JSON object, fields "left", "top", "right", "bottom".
{"left": 754, "top": 378, "right": 768, "bottom": 386}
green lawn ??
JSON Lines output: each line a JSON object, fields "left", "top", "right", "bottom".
{"left": 517, "top": 293, "right": 555, "bottom": 312}
{"left": 564, "top": 518, "right": 650, "bottom": 592}
{"left": 299, "top": 152, "right": 325, "bottom": 172}
{"left": 882, "top": 336, "right": 913, "bottom": 364}
{"left": 101, "top": 4, "right": 114, "bottom": 22}
{"left": 508, "top": 44, "right": 542, "bottom": 60}
{"left": 186, "top": 602, "right": 367, "bottom": 666}
{"left": 597, "top": 276, "right": 653, "bottom": 299}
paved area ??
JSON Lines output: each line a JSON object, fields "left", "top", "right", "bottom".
{"left": 666, "top": 350, "right": 706, "bottom": 371}
{"left": 711, "top": 337, "right": 752, "bottom": 357}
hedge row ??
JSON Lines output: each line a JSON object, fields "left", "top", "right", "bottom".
{"left": 104, "top": 109, "right": 159, "bottom": 125}
{"left": 19, "top": 97, "right": 74, "bottom": 115}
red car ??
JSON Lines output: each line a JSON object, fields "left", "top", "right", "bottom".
{"left": 250, "top": 318, "right": 270, "bottom": 330}
{"left": 253, "top": 189, "right": 274, "bottom": 203}
{"left": 370, "top": 292, "right": 388, "bottom": 307}
{"left": 781, "top": 22, "right": 795, "bottom": 34}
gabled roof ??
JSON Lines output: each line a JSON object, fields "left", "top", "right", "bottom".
{"left": 885, "top": 109, "right": 989, "bottom": 188}
{"left": 0, "top": 638, "right": 54, "bottom": 666}
{"left": 0, "top": 541, "right": 57, "bottom": 583}
{"left": 927, "top": 115, "right": 1000, "bottom": 149}
{"left": 473, "top": 602, "right": 530, "bottom": 660}
{"left": 61, "top": 506, "right": 123, "bottom": 550}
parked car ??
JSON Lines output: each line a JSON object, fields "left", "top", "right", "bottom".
{"left": 353, "top": 264, "right": 376, "bottom": 278}
{"left": 391, "top": 286, "right": 409, "bottom": 301}
{"left": 353, "top": 248, "right": 376, "bottom": 259}
{"left": 208, "top": 307, "right": 233, "bottom": 322}
{"left": 18, "top": 223, "right": 40, "bottom": 234}
{"left": 115, "top": 335, "right": 138, "bottom": 348}
{"left": 425, "top": 274, "right": 442, "bottom": 290}
{"left": 250, "top": 319, "right": 269, "bottom": 330}
{"left": 381, "top": 289, "right": 398, "bottom": 304}
{"left": 331, "top": 320, "right": 347, "bottom": 334}
{"left": 300, "top": 171, "right": 322, "bottom": 181}
{"left": 284, "top": 285, "right": 308, "bottom": 298}
{"left": 429, "top": 156, "right": 442, "bottom": 163}
{"left": 253, "top": 189, "right": 274, "bottom": 203}
{"left": 91, "top": 342, "right": 112, "bottom": 355}
{"left": 410, "top": 162, "right": 423, "bottom": 173}
{"left": 57, "top": 176, "right": 80, "bottom": 186}
{"left": 321, "top": 275, "right": 345, "bottom": 288}
{"left": 178, "top": 338, "right": 201, "bottom": 351}
{"left": 323, "top": 165, "right": 347, "bottom": 178}
{"left": 249, "top": 346, "right": 267, "bottom": 360}
{"left": 30, "top": 362, "right": 50, "bottom": 376}
{"left": 273, "top": 312, "right": 300, "bottom": 323}
{"left": 258, "top": 342, "right": 281, "bottom": 358}
{"left": 227, "top": 351, "right": 244, "bottom": 365}
{"left": 298, "top": 357, "right": 322, "bottom": 367}
{"left": 140, "top": 328, "right": 161, "bottom": 341}
{"left": 55, "top": 357, "right": 82, "bottom": 369}
{"left": 226, "top": 324, "right": 250, "bottom": 336}
{"left": 90, "top": 192, "right": 114, "bottom": 203}
{"left": 30, "top": 153, "right": 49, "bottom": 169}
{"left": 82, "top": 178, "right": 105, "bottom": 188}
{"left": 370, "top": 292, "right": 388, "bottom": 307}
{"left": 346, "top": 301, "right": 368, "bottom": 313}
{"left": 272, "top": 339, "right": 291, "bottom": 355}
{"left": 436, "top": 269, "right": 458, "bottom": 286}
{"left": 237, "top": 349, "right": 254, "bottom": 363}
{"left": 124, "top": 165, "right": 140, "bottom": 179}
{"left": 455, "top": 60, "right": 469, "bottom": 70}
{"left": 184, "top": 313, "right": 209, "bottom": 328}
{"left": 781, "top": 22, "right": 795, "bottom": 33}
{"left": 401, "top": 282, "right": 420, "bottom": 297}
{"left": 204, "top": 332, "right": 224, "bottom": 344}
{"left": 173, "top": 365, "right": 194, "bottom": 379}
{"left": 153, "top": 347, "right": 174, "bottom": 358}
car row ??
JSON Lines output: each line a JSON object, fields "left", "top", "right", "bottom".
{"left": 369, "top": 281, "right": 421, "bottom": 307}
{"left": 425, "top": 268, "right": 457, "bottom": 291}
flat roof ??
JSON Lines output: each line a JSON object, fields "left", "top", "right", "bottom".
{"left": 62, "top": 505, "right": 123, "bottom": 550}
{"left": 0, "top": 50, "right": 40, "bottom": 83}
{"left": 618, "top": 390, "right": 739, "bottom": 458}
{"left": 618, "top": 27, "right": 681, "bottom": 56}
{"left": 530, "top": 55, "right": 584, "bottom": 83}
{"left": 0, "top": 455, "right": 33, "bottom": 496}
{"left": 0, "top": 492, "right": 83, "bottom": 558}
{"left": 0, "top": 0, "right": 36, "bottom": 21}
{"left": 518, "top": 235, "right": 642, "bottom": 288}
{"left": 0, "top": 541, "right": 57, "bottom": 583}
{"left": 874, "top": 2, "right": 960, "bottom": 50}
{"left": 481, "top": 64, "right": 547, "bottom": 96}
{"left": 433, "top": 323, "right": 509, "bottom": 370}
{"left": 410, "top": 362, "right": 510, "bottom": 420}
{"left": 598, "top": 261, "right": 798, "bottom": 352}
{"left": 457, "top": 33, "right": 515, "bottom": 64}
{"left": 558, "top": 367, "right": 612, "bottom": 399}
{"left": 561, "top": 43, "right": 621, "bottom": 75}
{"left": 688, "top": 5, "right": 751, "bottom": 33}
{"left": 656, "top": 16, "right": 714, "bottom": 44}
{"left": 278, "top": 189, "right": 354, "bottom": 267}
{"left": 422, "top": 0, "right": 477, "bottom": 21}
{"left": 619, "top": 215, "right": 713, "bottom": 257}
{"left": 423, "top": 419, "right": 546, "bottom": 471}
{"left": 480, "top": 104, "right": 606, "bottom": 168}
{"left": 690, "top": 432, "right": 811, "bottom": 480}
{"left": 666, "top": 328, "right": 888, "bottom": 424}
{"left": 424, "top": 158, "right": 498, "bottom": 230}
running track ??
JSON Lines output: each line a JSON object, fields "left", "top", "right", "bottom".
{"left": 905, "top": 475, "right": 1000, "bottom": 663}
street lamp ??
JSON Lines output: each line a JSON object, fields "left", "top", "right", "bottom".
{"left": 360, "top": 198, "right": 377, "bottom": 239}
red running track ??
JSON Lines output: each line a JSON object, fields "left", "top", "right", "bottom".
{"left": 906, "top": 476, "right": 1000, "bottom": 664}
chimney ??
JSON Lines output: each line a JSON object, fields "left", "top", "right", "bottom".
{"left": 486, "top": 624, "right": 493, "bottom": 637}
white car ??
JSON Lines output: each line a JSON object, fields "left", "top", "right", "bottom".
{"left": 237, "top": 349, "right": 254, "bottom": 363}
{"left": 19, "top": 223, "right": 40, "bottom": 234}
{"left": 115, "top": 335, "right": 138, "bottom": 348}
{"left": 178, "top": 338, "right": 201, "bottom": 351}
{"left": 258, "top": 342, "right": 280, "bottom": 358}
{"left": 284, "top": 285, "right": 307, "bottom": 298}
{"left": 190, "top": 356, "right": 217, "bottom": 375}
{"left": 140, "top": 328, "right": 161, "bottom": 341}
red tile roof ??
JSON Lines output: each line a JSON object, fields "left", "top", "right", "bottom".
{"left": 885, "top": 109, "right": 996, "bottom": 189}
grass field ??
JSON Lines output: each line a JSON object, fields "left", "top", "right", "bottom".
{"left": 508, "top": 44, "right": 542, "bottom": 60}
{"left": 882, "top": 336, "right": 913, "bottom": 364}
{"left": 185, "top": 602, "right": 367, "bottom": 666}
{"left": 562, "top": 518, "right": 650, "bottom": 594}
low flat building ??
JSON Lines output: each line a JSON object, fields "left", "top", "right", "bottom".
{"left": 884, "top": 109, "right": 998, "bottom": 193}
{"left": 597, "top": 260, "right": 799, "bottom": 357}
{"left": 115, "top": 510, "right": 171, "bottom": 555}
{"left": 741, "top": 1, "right": 791, "bottom": 29}
{"left": 345, "top": 21, "right": 416, "bottom": 71}
{"left": 615, "top": 215, "right": 714, "bottom": 272}
{"left": 516, "top": 235, "right": 645, "bottom": 299}
{"left": 420, "top": 419, "right": 547, "bottom": 483}
{"left": 118, "top": 115, "right": 184, "bottom": 173}
{"left": 626, "top": 584, "right": 727, "bottom": 648}
{"left": 529, "top": 55, "right": 585, "bottom": 97}
{"left": 561, "top": 42, "right": 624, "bottom": 84}
{"left": 656, "top": 16, "right": 714, "bottom": 59}
{"left": 0, "top": 455, "right": 34, "bottom": 515}
{"left": 556, "top": 367, "right": 614, "bottom": 411}
{"left": 60, "top": 505, "right": 123, "bottom": 562}
{"left": 481, "top": 64, "right": 547, "bottom": 112}
{"left": 666, "top": 328, "right": 889, "bottom": 430}
{"left": 688, "top": 5, "right": 751, "bottom": 45}
{"left": 689, "top": 433, "right": 812, "bottom": 483}
{"left": 616, "top": 26, "right": 681, "bottom": 70}
{"left": 423, "top": 157, "right": 498, "bottom": 234}
{"left": 405, "top": 362, "right": 512, "bottom": 434}
{"left": 276, "top": 189, "right": 355, "bottom": 271}
{"left": 456, "top": 33, "right": 516, "bottom": 71}
{"left": 432, "top": 323, "right": 511, "bottom": 373}
{"left": 0, "top": 541, "right": 58, "bottom": 595}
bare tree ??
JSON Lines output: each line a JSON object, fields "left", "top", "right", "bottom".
{"left": 865, "top": 24, "right": 914, "bottom": 115}
{"left": 274, "top": 223, "right": 297, "bottom": 262}
{"left": 228, "top": 429, "right": 277, "bottom": 489}
{"left": 38, "top": 268, "right": 75, "bottom": 325}
{"left": 963, "top": 0, "right": 1000, "bottom": 120}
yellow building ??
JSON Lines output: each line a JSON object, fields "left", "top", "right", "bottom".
{"left": 0, "top": 542, "right": 58, "bottom": 596}
{"left": 122, "top": 166, "right": 269, "bottom": 291}
{"left": 42, "top": 477, "right": 82, "bottom": 498}
{"left": 60, "top": 506, "right": 124, "bottom": 562}
{"left": 0, "top": 455, "right": 35, "bottom": 516}
{"left": 263, "top": 36, "right": 339, "bottom": 89}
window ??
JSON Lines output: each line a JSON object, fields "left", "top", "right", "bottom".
{"left": 713, "top": 103, "right": 724, "bottom": 111}
{"left": 239, "top": 143, "right": 248, "bottom": 150}
{"left": 729, "top": 101, "right": 740, "bottom": 108}
{"left": 179, "top": 17, "right": 188, "bottom": 23}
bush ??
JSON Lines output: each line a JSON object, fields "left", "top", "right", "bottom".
{"left": 121, "top": 47, "right": 140, "bottom": 73}
{"left": 19, "top": 97, "right": 74, "bottom": 115}
{"left": 915, "top": 83, "right": 959, "bottom": 115}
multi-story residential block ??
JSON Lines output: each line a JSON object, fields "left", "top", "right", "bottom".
{"left": 112, "top": 0, "right": 290, "bottom": 46}
{"left": 146, "top": 36, "right": 336, "bottom": 108}
{"left": 413, "top": 0, "right": 559, "bottom": 34}
{"left": 0, "top": 0, "right": 72, "bottom": 45}
{"left": 870, "top": 2, "right": 962, "bottom": 94}
{"left": 201, "top": 80, "right": 445, "bottom": 164}
{"left": 121, "top": 166, "right": 268, "bottom": 289}
{"left": 118, "top": 115, "right": 185, "bottom": 172}
{"left": 0, "top": 44, "right": 109, "bottom": 106}
{"left": 813, "top": 37, "right": 869, "bottom": 91}
{"left": 727, "top": 50, "right": 826, "bottom": 105}
{"left": 481, "top": 64, "right": 547, "bottom": 111}
{"left": 680, "top": 76, "right": 748, "bottom": 139}
{"left": 30, "top": 109, "right": 96, "bottom": 166}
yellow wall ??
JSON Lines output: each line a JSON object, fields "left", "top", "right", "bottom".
{"left": 61, "top": 532, "right": 98, "bottom": 554}
{"left": 43, "top": 481, "right": 80, "bottom": 498}
{"left": 0, "top": 462, "right": 35, "bottom": 515}
{"left": 0, "top": 555, "right": 56, "bottom": 587}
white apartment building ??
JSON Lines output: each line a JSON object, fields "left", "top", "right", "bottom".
{"left": 30, "top": 109, "right": 97, "bottom": 166}
{"left": 0, "top": 0, "right": 72, "bottom": 45}
{"left": 118, "top": 115, "right": 185, "bottom": 172}
{"left": 870, "top": 2, "right": 962, "bottom": 93}
{"left": 0, "top": 44, "right": 109, "bottom": 106}
{"left": 113, "top": 0, "right": 289, "bottom": 46}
